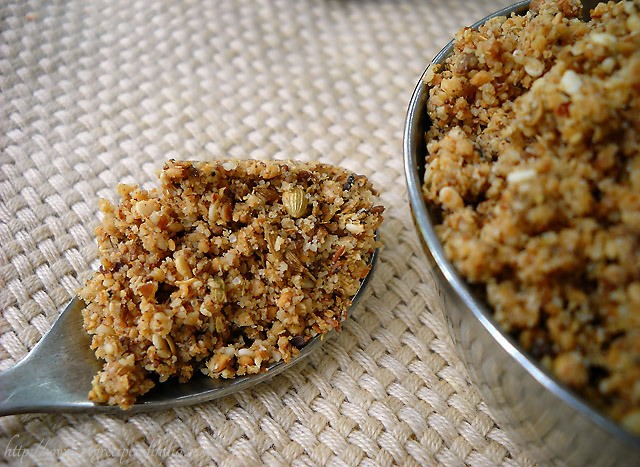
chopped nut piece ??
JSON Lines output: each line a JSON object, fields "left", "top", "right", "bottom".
{"left": 559, "top": 70, "right": 582, "bottom": 96}
{"left": 524, "top": 58, "right": 544, "bottom": 77}
{"left": 590, "top": 32, "right": 616, "bottom": 46}
{"left": 506, "top": 169, "right": 537, "bottom": 184}
{"left": 208, "top": 277, "right": 226, "bottom": 303}
{"left": 175, "top": 254, "right": 191, "bottom": 278}
{"left": 345, "top": 223, "right": 366, "bottom": 235}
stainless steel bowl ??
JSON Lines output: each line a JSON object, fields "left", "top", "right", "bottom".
{"left": 403, "top": 1, "right": 640, "bottom": 465}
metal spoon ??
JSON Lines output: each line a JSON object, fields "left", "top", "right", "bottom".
{"left": 0, "top": 249, "right": 378, "bottom": 415}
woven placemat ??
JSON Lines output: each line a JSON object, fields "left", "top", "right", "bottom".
{"left": 1, "top": 0, "right": 536, "bottom": 464}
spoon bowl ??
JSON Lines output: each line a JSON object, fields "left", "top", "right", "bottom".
{"left": 0, "top": 248, "right": 378, "bottom": 415}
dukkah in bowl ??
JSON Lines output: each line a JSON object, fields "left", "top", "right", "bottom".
{"left": 405, "top": 0, "right": 640, "bottom": 464}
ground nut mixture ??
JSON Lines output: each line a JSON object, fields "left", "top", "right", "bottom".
{"left": 80, "top": 160, "right": 383, "bottom": 408}
{"left": 423, "top": 0, "right": 640, "bottom": 432}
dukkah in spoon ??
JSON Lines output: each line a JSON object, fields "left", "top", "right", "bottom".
{"left": 0, "top": 159, "right": 383, "bottom": 414}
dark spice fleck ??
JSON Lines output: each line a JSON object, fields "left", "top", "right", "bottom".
{"left": 290, "top": 335, "right": 310, "bottom": 349}
{"left": 343, "top": 175, "right": 355, "bottom": 191}
{"left": 155, "top": 283, "right": 178, "bottom": 304}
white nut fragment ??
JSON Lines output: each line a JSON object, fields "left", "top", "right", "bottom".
{"left": 135, "top": 200, "right": 158, "bottom": 217}
{"left": 590, "top": 32, "right": 616, "bottom": 47}
{"left": 524, "top": 58, "right": 544, "bottom": 77}
{"left": 345, "top": 223, "right": 365, "bottom": 235}
{"left": 600, "top": 57, "right": 616, "bottom": 74}
{"left": 439, "top": 186, "right": 464, "bottom": 210}
{"left": 175, "top": 254, "right": 191, "bottom": 278}
{"left": 507, "top": 168, "right": 537, "bottom": 184}
{"left": 150, "top": 211, "right": 163, "bottom": 225}
{"left": 103, "top": 342, "right": 115, "bottom": 355}
{"left": 237, "top": 348, "right": 254, "bottom": 357}
{"left": 627, "top": 14, "right": 640, "bottom": 33}
{"left": 424, "top": 66, "right": 436, "bottom": 83}
{"left": 152, "top": 334, "right": 171, "bottom": 359}
{"left": 560, "top": 70, "right": 582, "bottom": 96}
{"left": 624, "top": 0, "right": 636, "bottom": 14}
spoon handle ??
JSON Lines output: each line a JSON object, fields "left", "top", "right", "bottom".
{"left": 0, "top": 298, "right": 99, "bottom": 415}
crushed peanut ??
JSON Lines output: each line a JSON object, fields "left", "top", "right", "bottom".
{"left": 423, "top": 0, "right": 640, "bottom": 432}
{"left": 80, "top": 159, "right": 383, "bottom": 408}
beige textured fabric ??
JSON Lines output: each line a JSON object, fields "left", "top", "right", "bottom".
{"left": 1, "top": 0, "right": 536, "bottom": 465}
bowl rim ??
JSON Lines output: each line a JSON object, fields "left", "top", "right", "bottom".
{"left": 403, "top": 0, "right": 640, "bottom": 447}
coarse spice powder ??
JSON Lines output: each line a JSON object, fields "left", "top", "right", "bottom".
{"left": 423, "top": 0, "right": 640, "bottom": 432}
{"left": 80, "top": 159, "right": 384, "bottom": 408}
